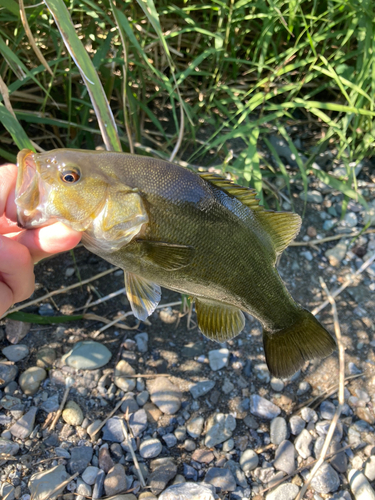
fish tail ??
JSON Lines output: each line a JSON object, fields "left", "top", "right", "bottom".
{"left": 263, "top": 309, "right": 336, "bottom": 378}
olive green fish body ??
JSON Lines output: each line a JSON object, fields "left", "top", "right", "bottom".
{"left": 15, "top": 149, "right": 336, "bottom": 377}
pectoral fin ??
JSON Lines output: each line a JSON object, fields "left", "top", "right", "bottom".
{"left": 195, "top": 298, "right": 245, "bottom": 342}
{"left": 138, "top": 241, "right": 194, "bottom": 271}
{"left": 125, "top": 271, "right": 161, "bottom": 321}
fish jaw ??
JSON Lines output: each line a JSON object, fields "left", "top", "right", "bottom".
{"left": 16, "top": 149, "right": 54, "bottom": 229}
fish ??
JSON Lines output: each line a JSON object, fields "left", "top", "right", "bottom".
{"left": 15, "top": 148, "right": 336, "bottom": 377}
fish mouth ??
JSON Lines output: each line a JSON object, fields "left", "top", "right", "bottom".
{"left": 16, "top": 149, "right": 52, "bottom": 229}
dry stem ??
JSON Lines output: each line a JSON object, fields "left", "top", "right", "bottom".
{"left": 295, "top": 278, "right": 345, "bottom": 499}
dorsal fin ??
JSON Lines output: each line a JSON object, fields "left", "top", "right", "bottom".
{"left": 199, "top": 173, "right": 263, "bottom": 211}
{"left": 200, "top": 172, "right": 301, "bottom": 255}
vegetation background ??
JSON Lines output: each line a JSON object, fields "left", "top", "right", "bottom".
{"left": 0, "top": 0, "right": 374, "bottom": 211}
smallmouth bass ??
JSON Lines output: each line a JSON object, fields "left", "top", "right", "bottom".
{"left": 15, "top": 148, "right": 336, "bottom": 377}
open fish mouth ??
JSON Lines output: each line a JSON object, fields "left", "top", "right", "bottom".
{"left": 16, "top": 149, "right": 52, "bottom": 229}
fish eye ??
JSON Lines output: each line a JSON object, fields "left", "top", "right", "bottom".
{"left": 61, "top": 170, "right": 81, "bottom": 184}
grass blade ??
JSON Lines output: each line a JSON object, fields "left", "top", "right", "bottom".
{"left": 44, "top": 0, "right": 121, "bottom": 152}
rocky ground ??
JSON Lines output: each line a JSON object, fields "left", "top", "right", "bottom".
{"left": 0, "top": 145, "right": 375, "bottom": 500}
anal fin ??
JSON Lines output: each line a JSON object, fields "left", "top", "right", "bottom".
{"left": 125, "top": 271, "right": 161, "bottom": 321}
{"left": 195, "top": 298, "right": 245, "bottom": 342}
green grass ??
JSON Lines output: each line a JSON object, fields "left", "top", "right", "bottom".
{"left": 0, "top": 0, "right": 374, "bottom": 208}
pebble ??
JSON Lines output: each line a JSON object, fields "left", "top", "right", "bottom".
{"left": 136, "top": 390, "right": 149, "bottom": 406}
{"left": 102, "top": 417, "right": 125, "bottom": 442}
{"left": 36, "top": 347, "right": 56, "bottom": 368}
{"left": 0, "top": 438, "right": 19, "bottom": 465}
{"left": 325, "top": 239, "right": 348, "bottom": 266}
{"left": 76, "top": 478, "right": 91, "bottom": 497}
{"left": 295, "top": 429, "right": 313, "bottom": 458}
{"left": 99, "top": 445, "right": 114, "bottom": 472}
{"left": 19, "top": 366, "right": 46, "bottom": 395}
{"left": 187, "top": 415, "right": 204, "bottom": 438}
{"left": 250, "top": 395, "right": 281, "bottom": 419}
{"left": 299, "top": 190, "right": 323, "bottom": 203}
{"left": 0, "top": 363, "right": 18, "bottom": 388}
{"left": 365, "top": 456, "right": 375, "bottom": 481}
{"left": 270, "top": 377, "right": 284, "bottom": 392}
{"left": 205, "top": 413, "right": 236, "bottom": 447}
{"left": 149, "top": 378, "right": 181, "bottom": 414}
{"left": 349, "top": 469, "right": 375, "bottom": 500}
{"left": 265, "top": 483, "right": 300, "bottom": 500}
{"left": 183, "top": 439, "right": 196, "bottom": 451}
{"left": 290, "top": 415, "right": 305, "bottom": 435}
{"left": 191, "top": 449, "right": 215, "bottom": 464}
{"left": 129, "top": 409, "right": 148, "bottom": 437}
{"left": 330, "top": 441, "right": 348, "bottom": 473}
{"left": 114, "top": 360, "right": 136, "bottom": 392}
{"left": 92, "top": 469, "right": 105, "bottom": 499}
{"left": 189, "top": 380, "right": 215, "bottom": 399}
{"left": 68, "top": 446, "right": 93, "bottom": 474}
{"left": 222, "top": 377, "right": 235, "bottom": 394}
{"left": 135, "top": 332, "right": 148, "bottom": 353}
{"left": 301, "top": 407, "right": 318, "bottom": 423}
{"left": 158, "top": 482, "right": 215, "bottom": 500}
{"left": 2, "top": 344, "right": 29, "bottom": 362}
{"left": 104, "top": 464, "right": 127, "bottom": 496}
{"left": 121, "top": 394, "right": 139, "bottom": 415}
{"left": 5, "top": 319, "right": 30, "bottom": 344}
{"left": 297, "top": 381, "right": 310, "bottom": 395}
{"left": 270, "top": 417, "right": 288, "bottom": 445}
{"left": 62, "top": 401, "right": 83, "bottom": 426}
{"left": 28, "top": 465, "right": 69, "bottom": 500}
{"left": 62, "top": 341, "right": 111, "bottom": 369}
{"left": 139, "top": 438, "right": 162, "bottom": 458}
{"left": 148, "top": 462, "right": 177, "bottom": 495}
{"left": 82, "top": 466, "right": 100, "bottom": 485}
{"left": 320, "top": 401, "right": 336, "bottom": 420}
{"left": 208, "top": 348, "right": 229, "bottom": 371}
{"left": 40, "top": 394, "right": 59, "bottom": 414}
{"left": 10, "top": 406, "right": 37, "bottom": 439}
{"left": 205, "top": 467, "right": 236, "bottom": 491}
{"left": 240, "top": 449, "right": 259, "bottom": 472}
{"left": 0, "top": 483, "right": 15, "bottom": 500}
{"left": 301, "top": 251, "right": 313, "bottom": 261}
{"left": 183, "top": 463, "right": 197, "bottom": 481}
{"left": 311, "top": 463, "right": 340, "bottom": 493}
{"left": 343, "top": 212, "right": 358, "bottom": 228}
{"left": 163, "top": 433, "right": 177, "bottom": 448}
{"left": 274, "top": 440, "right": 296, "bottom": 474}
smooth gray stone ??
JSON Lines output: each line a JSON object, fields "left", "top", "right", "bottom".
{"left": 265, "top": 483, "right": 299, "bottom": 500}
{"left": 189, "top": 380, "right": 215, "bottom": 399}
{"left": 2, "top": 344, "right": 29, "bottom": 362}
{"left": 102, "top": 417, "right": 125, "bottom": 442}
{"left": 205, "top": 467, "right": 236, "bottom": 492}
{"left": 0, "top": 363, "right": 18, "bottom": 389}
{"left": 158, "top": 482, "right": 216, "bottom": 500}
{"left": 10, "top": 406, "right": 37, "bottom": 439}
{"left": 67, "top": 446, "right": 93, "bottom": 474}
{"left": 28, "top": 465, "right": 69, "bottom": 500}
{"left": 270, "top": 417, "right": 288, "bottom": 445}
{"left": 128, "top": 409, "right": 148, "bottom": 437}
{"left": 240, "top": 449, "right": 259, "bottom": 473}
{"left": 148, "top": 462, "right": 177, "bottom": 495}
{"left": 92, "top": 469, "right": 105, "bottom": 500}
{"left": 274, "top": 440, "right": 296, "bottom": 475}
{"left": 349, "top": 469, "right": 375, "bottom": 500}
{"left": 250, "top": 395, "right": 280, "bottom": 419}
{"left": 62, "top": 341, "right": 111, "bottom": 369}
{"left": 311, "top": 463, "right": 340, "bottom": 494}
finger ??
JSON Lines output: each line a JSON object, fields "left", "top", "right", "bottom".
{"left": 0, "top": 163, "right": 18, "bottom": 222}
{"left": 15, "top": 222, "right": 82, "bottom": 263}
{"left": 0, "top": 235, "right": 35, "bottom": 308}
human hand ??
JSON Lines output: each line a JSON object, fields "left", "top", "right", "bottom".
{"left": 0, "top": 163, "right": 82, "bottom": 315}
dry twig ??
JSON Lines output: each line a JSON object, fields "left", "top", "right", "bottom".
{"left": 120, "top": 417, "right": 146, "bottom": 487}
{"left": 312, "top": 251, "right": 375, "bottom": 316}
{"left": 295, "top": 278, "right": 345, "bottom": 499}
{"left": 290, "top": 228, "right": 375, "bottom": 247}
{"left": 48, "top": 377, "right": 74, "bottom": 432}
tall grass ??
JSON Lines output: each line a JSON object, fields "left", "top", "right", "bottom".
{"left": 0, "top": 0, "right": 374, "bottom": 206}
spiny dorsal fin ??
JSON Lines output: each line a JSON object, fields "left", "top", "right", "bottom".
{"left": 200, "top": 172, "right": 301, "bottom": 255}
{"left": 195, "top": 298, "right": 245, "bottom": 343}
{"left": 199, "top": 173, "right": 263, "bottom": 211}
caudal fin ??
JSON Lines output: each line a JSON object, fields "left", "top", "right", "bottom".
{"left": 263, "top": 309, "right": 336, "bottom": 378}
